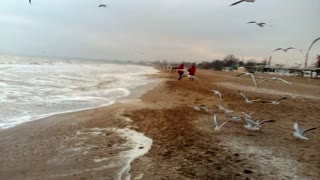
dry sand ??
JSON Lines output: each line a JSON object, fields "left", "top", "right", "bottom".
{"left": 0, "top": 69, "right": 319, "bottom": 180}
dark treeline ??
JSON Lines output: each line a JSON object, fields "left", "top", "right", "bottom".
{"left": 154, "top": 54, "right": 269, "bottom": 71}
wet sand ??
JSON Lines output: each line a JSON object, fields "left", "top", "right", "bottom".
{"left": 0, "top": 69, "right": 319, "bottom": 180}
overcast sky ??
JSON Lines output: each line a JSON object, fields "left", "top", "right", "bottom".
{"left": 0, "top": 0, "right": 319, "bottom": 66}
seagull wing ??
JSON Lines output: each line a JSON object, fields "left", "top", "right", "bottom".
{"left": 29, "top": 0, "right": 31, "bottom": 4}
{"left": 230, "top": 0, "right": 244, "bottom": 6}
{"left": 220, "top": 120, "right": 231, "bottom": 128}
{"left": 274, "top": 97, "right": 287, "bottom": 103}
{"left": 236, "top": 72, "right": 246, "bottom": 77}
{"left": 285, "top": 47, "right": 296, "bottom": 52}
{"left": 239, "top": 90, "right": 249, "bottom": 102}
{"left": 248, "top": 73, "right": 258, "bottom": 87}
{"left": 248, "top": 21, "right": 256, "bottom": 24}
{"left": 273, "top": 48, "right": 284, "bottom": 52}
{"left": 302, "top": 127, "right": 317, "bottom": 135}
{"left": 257, "top": 78, "right": 271, "bottom": 85}
{"left": 213, "top": 114, "right": 219, "bottom": 127}
{"left": 277, "top": 78, "right": 292, "bottom": 85}
{"left": 294, "top": 122, "right": 303, "bottom": 134}
{"left": 260, "top": 120, "right": 275, "bottom": 125}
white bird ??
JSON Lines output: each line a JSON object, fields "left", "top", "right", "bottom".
{"left": 241, "top": 112, "right": 255, "bottom": 119}
{"left": 216, "top": 105, "right": 233, "bottom": 114}
{"left": 228, "top": 115, "right": 243, "bottom": 122}
{"left": 261, "top": 97, "right": 287, "bottom": 105}
{"left": 209, "top": 90, "right": 224, "bottom": 105}
{"left": 293, "top": 122, "right": 317, "bottom": 140}
{"left": 98, "top": 4, "right": 108, "bottom": 8}
{"left": 244, "top": 119, "right": 275, "bottom": 131}
{"left": 236, "top": 72, "right": 258, "bottom": 87}
{"left": 257, "top": 77, "right": 292, "bottom": 85}
{"left": 238, "top": 90, "right": 261, "bottom": 104}
{"left": 230, "top": 0, "right": 255, "bottom": 6}
{"left": 213, "top": 114, "right": 230, "bottom": 131}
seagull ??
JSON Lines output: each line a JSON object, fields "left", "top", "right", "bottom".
{"left": 230, "top": 0, "right": 255, "bottom": 6}
{"left": 244, "top": 119, "right": 275, "bottom": 131}
{"left": 216, "top": 105, "right": 233, "bottom": 114}
{"left": 98, "top": 4, "right": 108, "bottom": 8}
{"left": 228, "top": 115, "right": 243, "bottom": 122}
{"left": 293, "top": 122, "right": 317, "bottom": 140}
{"left": 273, "top": 47, "right": 302, "bottom": 53}
{"left": 236, "top": 72, "right": 258, "bottom": 87}
{"left": 194, "top": 105, "right": 213, "bottom": 112}
{"left": 209, "top": 90, "right": 224, "bottom": 105}
{"left": 261, "top": 97, "right": 287, "bottom": 105}
{"left": 213, "top": 114, "right": 230, "bottom": 131}
{"left": 248, "top": 21, "right": 270, "bottom": 27}
{"left": 257, "top": 77, "right": 292, "bottom": 85}
{"left": 241, "top": 112, "right": 255, "bottom": 119}
{"left": 238, "top": 90, "right": 261, "bottom": 104}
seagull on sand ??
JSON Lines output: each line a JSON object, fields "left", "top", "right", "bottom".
{"left": 230, "top": 0, "right": 255, "bottom": 6}
{"left": 273, "top": 47, "right": 302, "bottom": 53}
{"left": 257, "top": 77, "right": 292, "bottom": 85}
{"left": 236, "top": 72, "right": 258, "bottom": 87}
{"left": 209, "top": 90, "right": 224, "bottom": 105}
{"left": 248, "top": 21, "right": 270, "bottom": 27}
{"left": 293, "top": 122, "right": 317, "bottom": 140}
{"left": 261, "top": 97, "right": 287, "bottom": 105}
{"left": 213, "top": 114, "right": 230, "bottom": 131}
{"left": 238, "top": 90, "right": 261, "bottom": 104}
{"left": 244, "top": 119, "right": 275, "bottom": 131}
{"left": 98, "top": 4, "right": 108, "bottom": 8}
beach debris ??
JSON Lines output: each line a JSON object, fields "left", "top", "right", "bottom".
{"left": 244, "top": 119, "right": 275, "bottom": 131}
{"left": 236, "top": 72, "right": 258, "bottom": 87}
{"left": 293, "top": 122, "right": 317, "bottom": 140}
{"left": 261, "top": 97, "right": 287, "bottom": 105}
{"left": 257, "top": 77, "right": 292, "bottom": 85}
{"left": 238, "top": 90, "right": 261, "bottom": 104}
{"left": 230, "top": 0, "right": 255, "bottom": 6}
{"left": 213, "top": 114, "right": 230, "bottom": 131}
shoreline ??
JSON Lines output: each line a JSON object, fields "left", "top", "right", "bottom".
{"left": 0, "top": 69, "right": 319, "bottom": 179}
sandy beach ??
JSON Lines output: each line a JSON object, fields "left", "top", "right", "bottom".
{"left": 0, "top": 69, "right": 319, "bottom": 180}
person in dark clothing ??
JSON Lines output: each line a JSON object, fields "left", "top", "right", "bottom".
{"left": 177, "top": 63, "right": 185, "bottom": 80}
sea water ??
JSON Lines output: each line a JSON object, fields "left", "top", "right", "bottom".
{"left": 0, "top": 56, "right": 158, "bottom": 129}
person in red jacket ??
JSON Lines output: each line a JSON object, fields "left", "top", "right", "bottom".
{"left": 177, "top": 63, "right": 185, "bottom": 80}
{"left": 188, "top": 63, "right": 196, "bottom": 80}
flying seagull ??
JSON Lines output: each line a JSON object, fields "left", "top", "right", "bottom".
{"left": 244, "top": 119, "right": 275, "bottom": 131}
{"left": 236, "top": 72, "right": 258, "bottom": 87}
{"left": 228, "top": 115, "right": 243, "bottom": 122}
{"left": 257, "top": 77, "right": 292, "bottom": 85}
{"left": 213, "top": 114, "right": 230, "bottom": 131}
{"left": 230, "top": 0, "right": 255, "bottom": 6}
{"left": 248, "top": 21, "right": 270, "bottom": 27}
{"left": 98, "top": 4, "right": 108, "bottom": 8}
{"left": 238, "top": 90, "right": 261, "bottom": 104}
{"left": 273, "top": 47, "right": 302, "bottom": 53}
{"left": 216, "top": 105, "right": 233, "bottom": 114}
{"left": 209, "top": 90, "right": 224, "bottom": 105}
{"left": 261, "top": 97, "right": 287, "bottom": 105}
{"left": 293, "top": 122, "right": 317, "bottom": 140}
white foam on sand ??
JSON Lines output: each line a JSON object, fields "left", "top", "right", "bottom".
{"left": 116, "top": 128, "right": 152, "bottom": 180}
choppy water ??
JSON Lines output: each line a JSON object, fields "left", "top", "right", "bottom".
{"left": 0, "top": 57, "right": 158, "bottom": 129}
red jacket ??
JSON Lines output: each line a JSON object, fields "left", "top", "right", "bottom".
{"left": 177, "top": 64, "right": 184, "bottom": 73}
{"left": 188, "top": 65, "right": 196, "bottom": 75}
